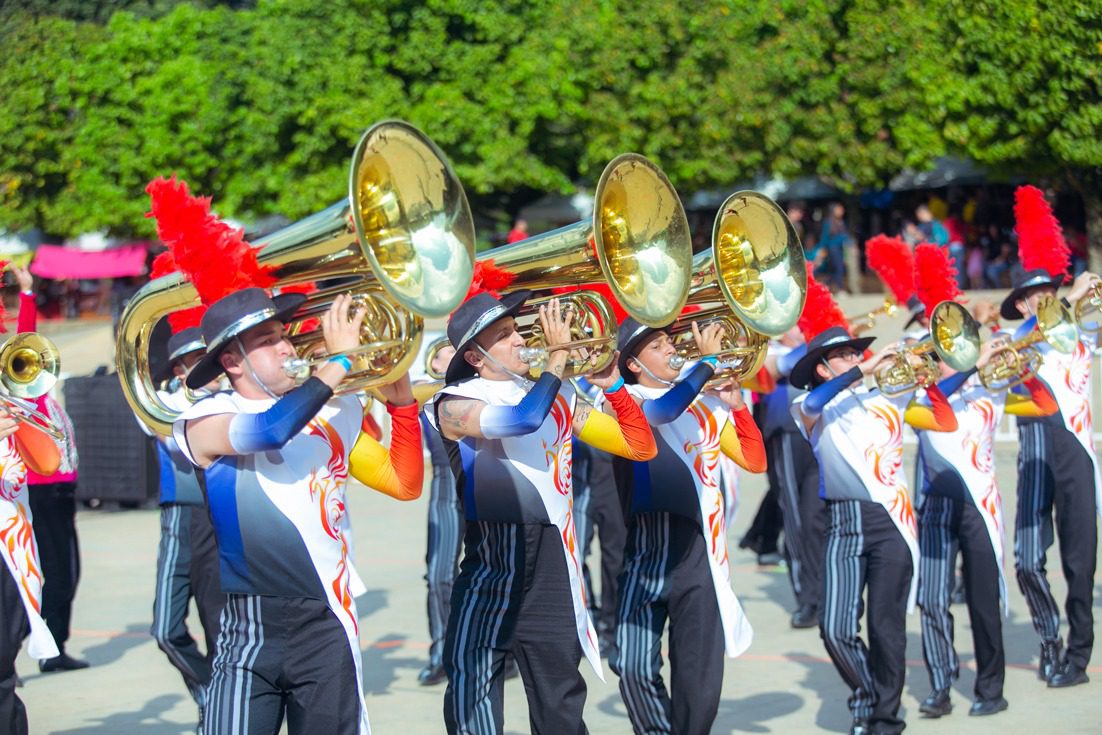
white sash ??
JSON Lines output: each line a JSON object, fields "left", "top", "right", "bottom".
{"left": 430, "top": 379, "right": 604, "bottom": 678}
{"left": 1040, "top": 341, "right": 1102, "bottom": 517}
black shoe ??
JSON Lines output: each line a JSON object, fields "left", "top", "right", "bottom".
{"left": 417, "top": 663, "right": 447, "bottom": 686}
{"left": 969, "top": 696, "right": 1008, "bottom": 716}
{"left": 849, "top": 717, "right": 869, "bottom": 735}
{"left": 598, "top": 634, "right": 617, "bottom": 660}
{"left": 757, "top": 551, "right": 784, "bottom": 566}
{"left": 502, "top": 656, "right": 519, "bottom": 680}
{"left": 13, "top": 674, "right": 22, "bottom": 688}
{"left": 738, "top": 535, "right": 762, "bottom": 554}
{"left": 1048, "top": 661, "right": 1090, "bottom": 688}
{"left": 1039, "top": 639, "right": 1064, "bottom": 682}
{"left": 919, "top": 689, "right": 952, "bottom": 717}
{"left": 790, "top": 604, "right": 818, "bottom": 629}
{"left": 950, "top": 577, "right": 966, "bottom": 605}
{"left": 38, "top": 653, "right": 90, "bottom": 673}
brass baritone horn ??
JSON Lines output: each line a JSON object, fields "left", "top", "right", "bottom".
{"left": 1074, "top": 282, "right": 1102, "bottom": 335}
{"left": 670, "top": 191, "right": 808, "bottom": 383}
{"left": 979, "top": 294, "right": 1078, "bottom": 392}
{"left": 847, "top": 296, "right": 898, "bottom": 336}
{"left": 483, "top": 153, "right": 694, "bottom": 378}
{"left": 875, "top": 301, "right": 981, "bottom": 396}
{"left": 117, "top": 120, "right": 477, "bottom": 436}
{"left": 0, "top": 333, "right": 66, "bottom": 441}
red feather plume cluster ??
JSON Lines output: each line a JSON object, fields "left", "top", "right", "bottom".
{"left": 1015, "top": 185, "right": 1070, "bottom": 282}
{"left": 145, "top": 176, "right": 276, "bottom": 308}
{"left": 797, "top": 263, "right": 850, "bottom": 340}
{"left": 464, "top": 259, "right": 516, "bottom": 302}
{"left": 149, "top": 250, "right": 206, "bottom": 333}
{"left": 913, "top": 243, "right": 962, "bottom": 318}
{"left": 865, "top": 235, "right": 915, "bottom": 304}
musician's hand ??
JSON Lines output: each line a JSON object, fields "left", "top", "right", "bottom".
{"left": 585, "top": 352, "right": 621, "bottom": 390}
{"left": 972, "top": 298, "right": 999, "bottom": 327}
{"left": 715, "top": 379, "right": 745, "bottom": 410}
{"left": 322, "top": 293, "right": 366, "bottom": 358}
{"left": 376, "top": 373, "right": 415, "bottom": 407}
{"left": 693, "top": 321, "right": 726, "bottom": 357}
{"left": 538, "top": 299, "right": 574, "bottom": 352}
{"left": 11, "top": 266, "right": 33, "bottom": 293}
{"left": 977, "top": 336, "right": 1008, "bottom": 370}
{"left": 859, "top": 346, "right": 897, "bottom": 377}
{"left": 0, "top": 410, "right": 18, "bottom": 440}
{"left": 1067, "top": 271, "right": 1102, "bottom": 303}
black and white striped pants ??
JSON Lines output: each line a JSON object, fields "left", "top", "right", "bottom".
{"left": 1015, "top": 421, "right": 1098, "bottom": 669}
{"left": 612, "top": 512, "right": 724, "bottom": 735}
{"left": 917, "top": 491, "right": 1003, "bottom": 700}
{"left": 206, "top": 594, "right": 362, "bottom": 735}
{"left": 821, "top": 500, "right": 911, "bottom": 734}
{"left": 443, "top": 522, "right": 588, "bottom": 735}
{"left": 768, "top": 432, "right": 825, "bottom": 609}
{"left": 151, "top": 503, "right": 225, "bottom": 706}
{"left": 425, "top": 462, "right": 463, "bottom": 669}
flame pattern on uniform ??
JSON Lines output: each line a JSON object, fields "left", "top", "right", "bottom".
{"left": 1065, "top": 342, "right": 1094, "bottom": 443}
{"left": 865, "top": 403, "right": 916, "bottom": 535}
{"left": 685, "top": 403, "right": 728, "bottom": 569}
{"left": 543, "top": 395, "right": 573, "bottom": 497}
{"left": 0, "top": 444, "right": 40, "bottom": 611}
{"left": 307, "top": 418, "right": 355, "bottom": 633}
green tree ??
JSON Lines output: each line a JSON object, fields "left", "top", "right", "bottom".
{"left": 931, "top": 0, "right": 1102, "bottom": 268}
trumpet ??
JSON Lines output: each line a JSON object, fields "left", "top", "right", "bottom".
{"left": 117, "top": 121, "right": 476, "bottom": 435}
{"left": 474, "top": 153, "right": 693, "bottom": 379}
{"left": 979, "top": 294, "right": 1077, "bottom": 391}
{"left": 1074, "top": 282, "right": 1102, "bottom": 335}
{"left": 670, "top": 191, "right": 807, "bottom": 384}
{"left": 0, "top": 333, "right": 66, "bottom": 442}
{"left": 875, "top": 301, "right": 981, "bottom": 396}
{"left": 847, "top": 297, "right": 898, "bottom": 336}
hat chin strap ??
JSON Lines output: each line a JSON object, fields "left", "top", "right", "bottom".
{"left": 631, "top": 358, "right": 677, "bottom": 388}
{"left": 235, "top": 336, "right": 282, "bottom": 400}
{"left": 474, "top": 344, "right": 533, "bottom": 390}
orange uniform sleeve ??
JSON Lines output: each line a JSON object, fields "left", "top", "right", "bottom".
{"left": 1006, "top": 377, "right": 1058, "bottom": 417}
{"left": 576, "top": 387, "right": 657, "bottom": 460}
{"left": 904, "top": 384, "right": 958, "bottom": 432}
{"left": 719, "top": 406, "right": 767, "bottom": 473}
{"left": 348, "top": 402, "right": 424, "bottom": 501}
{"left": 12, "top": 421, "right": 60, "bottom": 477}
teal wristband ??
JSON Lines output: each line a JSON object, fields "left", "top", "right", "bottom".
{"left": 701, "top": 356, "right": 719, "bottom": 368}
{"left": 328, "top": 354, "right": 353, "bottom": 372}
{"left": 603, "top": 377, "right": 625, "bottom": 394}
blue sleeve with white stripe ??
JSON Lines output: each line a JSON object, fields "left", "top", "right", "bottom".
{"left": 642, "top": 362, "right": 715, "bottom": 425}
{"left": 228, "top": 378, "right": 333, "bottom": 454}
{"left": 478, "top": 372, "right": 562, "bottom": 439}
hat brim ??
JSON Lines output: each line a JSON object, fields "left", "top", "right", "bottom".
{"left": 789, "top": 336, "right": 875, "bottom": 390}
{"left": 154, "top": 343, "right": 204, "bottom": 385}
{"left": 185, "top": 292, "right": 306, "bottom": 390}
{"left": 616, "top": 325, "right": 669, "bottom": 383}
{"left": 999, "top": 276, "right": 1064, "bottom": 321}
{"left": 443, "top": 291, "right": 530, "bottom": 385}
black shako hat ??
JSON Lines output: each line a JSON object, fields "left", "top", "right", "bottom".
{"left": 444, "top": 290, "right": 531, "bottom": 385}
{"left": 186, "top": 288, "right": 307, "bottom": 390}
{"left": 155, "top": 327, "right": 206, "bottom": 383}
{"left": 903, "top": 294, "right": 927, "bottom": 330}
{"left": 616, "top": 316, "right": 672, "bottom": 384}
{"left": 999, "top": 268, "right": 1065, "bottom": 321}
{"left": 788, "top": 326, "right": 875, "bottom": 390}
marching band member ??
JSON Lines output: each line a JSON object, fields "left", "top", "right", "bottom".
{"left": 174, "top": 288, "right": 424, "bottom": 735}
{"left": 1000, "top": 185, "right": 1101, "bottom": 688}
{"left": 909, "top": 244, "right": 1057, "bottom": 718}
{"left": 427, "top": 292, "right": 656, "bottom": 735}
{"left": 608, "top": 315, "right": 763, "bottom": 735}
{"left": 143, "top": 325, "right": 225, "bottom": 725}
{"left": 789, "top": 270, "right": 957, "bottom": 735}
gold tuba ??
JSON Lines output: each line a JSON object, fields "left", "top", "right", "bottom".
{"left": 670, "top": 191, "right": 807, "bottom": 383}
{"left": 979, "top": 294, "right": 1078, "bottom": 391}
{"left": 0, "top": 333, "right": 66, "bottom": 441}
{"left": 117, "top": 120, "right": 476, "bottom": 435}
{"left": 481, "top": 153, "right": 694, "bottom": 378}
{"left": 875, "top": 301, "right": 981, "bottom": 396}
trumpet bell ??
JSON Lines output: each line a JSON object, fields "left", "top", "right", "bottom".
{"left": 0, "top": 333, "right": 60, "bottom": 399}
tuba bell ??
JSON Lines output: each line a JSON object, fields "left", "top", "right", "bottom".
{"left": 480, "top": 153, "right": 694, "bottom": 378}
{"left": 117, "top": 120, "right": 477, "bottom": 435}
{"left": 875, "top": 301, "right": 981, "bottom": 396}
{"left": 669, "top": 191, "right": 807, "bottom": 383}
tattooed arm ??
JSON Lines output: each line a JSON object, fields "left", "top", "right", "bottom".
{"left": 437, "top": 372, "right": 564, "bottom": 441}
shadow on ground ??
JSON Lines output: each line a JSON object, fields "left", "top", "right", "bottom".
{"left": 50, "top": 694, "right": 193, "bottom": 735}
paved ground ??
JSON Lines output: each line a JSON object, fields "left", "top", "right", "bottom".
{"left": 15, "top": 295, "right": 1102, "bottom": 733}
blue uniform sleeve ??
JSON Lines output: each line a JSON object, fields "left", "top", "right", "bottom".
{"left": 641, "top": 362, "right": 715, "bottom": 425}
{"left": 936, "top": 368, "right": 976, "bottom": 398}
{"left": 777, "top": 344, "right": 807, "bottom": 378}
{"left": 478, "top": 372, "right": 563, "bottom": 439}
{"left": 802, "top": 366, "right": 862, "bottom": 416}
{"left": 227, "top": 377, "right": 334, "bottom": 454}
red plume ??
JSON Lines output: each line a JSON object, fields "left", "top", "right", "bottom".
{"left": 150, "top": 251, "right": 177, "bottom": 280}
{"left": 1015, "top": 185, "right": 1070, "bottom": 281}
{"left": 798, "top": 263, "right": 851, "bottom": 340}
{"left": 865, "top": 235, "right": 915, "bottom": 303}
{"left": 145, "top": 176, "right": 276, "bottom": 305}
{"left": 913, "top": 243, "right": 962, "bottom": 318}
{"left": 150, "top": 248, "right": 208, "bottom": 332}
{"left": 464, "top": 259, "right": 516, "bottom": 301}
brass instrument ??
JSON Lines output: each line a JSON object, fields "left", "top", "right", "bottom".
{"left": 482, "top": 153, "right": 693, "bottom": 378}
{"left": 1074, "top": 282, "right": 1102, "bottom": 335}
{"left": 117, "top": 121, "right": 476, "bottom": 435}
{"left": 875, "top": 301, "right": 981, "bottom": 396}
{"left": 411, "top": 336, "right": 451, "bottom": 405}
{"left": 0, "top": 333, "right": 65, "bottom": 441}
{"left": 979, "top": 294, "right": 1077, "bottom": 391}
{"left": 670, "top": 191, "right": 807, "bottom": 383}
{"left": 847, "top": 297, "right": 898, "bottom": 336}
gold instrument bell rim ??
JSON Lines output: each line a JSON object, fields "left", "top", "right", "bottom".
{"left": 592, "top": 152, "right": 691, "bottom": 328}
{"left": 347, "top": 119, "right": 475, "bottom": 319}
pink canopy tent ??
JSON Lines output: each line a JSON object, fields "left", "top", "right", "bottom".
{"left": 30, "top": 243, "right": 150, "bottom": 279}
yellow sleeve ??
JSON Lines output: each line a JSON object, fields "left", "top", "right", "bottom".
{"left": 576, "top": 408, "right": 657, "bottom": 461}
{"left": 719, "top": 407, "right": 767, "bottom": 473}
{"left": 348, "top": 403, "right": 425, "bottom": 500}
